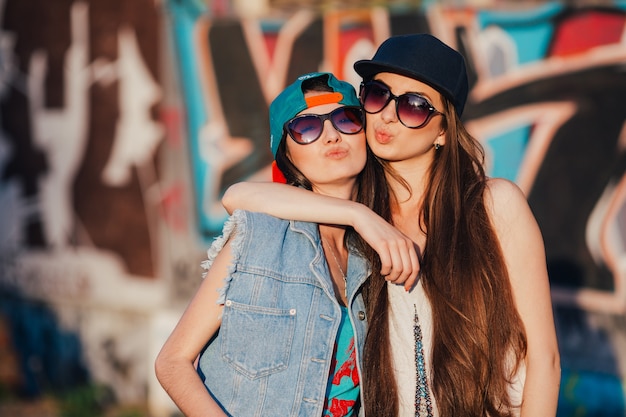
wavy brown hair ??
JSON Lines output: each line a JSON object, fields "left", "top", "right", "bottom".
{"left": 362, "top": 97, "right": 527, "bottom": 417}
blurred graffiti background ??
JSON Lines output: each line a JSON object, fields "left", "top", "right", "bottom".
{"left": 0, "top": 0, "right": 625, "bottom": 416}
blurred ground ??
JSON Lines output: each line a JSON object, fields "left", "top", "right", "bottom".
{"left": 0, "top": 398, "right": 58, "bottom": 417}
{"left": 0, "top": 397, "right": 150, "bottom": 417}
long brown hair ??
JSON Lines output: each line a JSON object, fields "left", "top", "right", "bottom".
{"left": 362, "top": 98, "right": 527, "bottom": 417}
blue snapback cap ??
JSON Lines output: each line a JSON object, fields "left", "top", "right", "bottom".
{"left": 269, "top": 72, "right": 360, "bottom": 157}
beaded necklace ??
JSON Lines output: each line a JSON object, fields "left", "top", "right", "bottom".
{"left": 414, "top": 304, "right": 433, "bottom": 417}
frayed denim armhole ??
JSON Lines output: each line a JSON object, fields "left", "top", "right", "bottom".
{"left": 200, "top": 209, "right": 246, "bottom": 305}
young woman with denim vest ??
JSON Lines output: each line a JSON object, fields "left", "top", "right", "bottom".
{"left": 222, "top": 34, "right": 560, "bottom": 417}
{"left": 155, "top": 72, "right": 408, "bottom": 417}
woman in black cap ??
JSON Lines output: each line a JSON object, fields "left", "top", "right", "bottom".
{"left": 224, "top": 34, "right": 560, "bottom": 417}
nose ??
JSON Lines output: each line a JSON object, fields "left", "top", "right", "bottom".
{"left": 323, "top": 120, "right": 341, "bottom": 143}
{"left": 380, "top": 97, "right": 398, "bottom": 123}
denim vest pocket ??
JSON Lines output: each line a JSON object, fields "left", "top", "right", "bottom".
{"left": 220, "top": 299, "right": 296, "bottom": 379}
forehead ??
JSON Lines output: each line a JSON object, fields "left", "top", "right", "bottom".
{"left": 374, "top": 72, "right": 441, "bottom": 100}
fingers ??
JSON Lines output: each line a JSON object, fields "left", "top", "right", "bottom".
{"left": 352, "top": 209, "right": 421, "bottom": 289}
{"left": 404, "top": 244, "right": 420, "bottom": 290}
{"left": 377, "top": 239, "right": 421, "bottom": 290}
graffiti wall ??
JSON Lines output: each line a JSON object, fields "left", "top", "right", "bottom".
{"left": 0, "top": 0, "right": 625, "bottom": 415}
{"left": 167, "top": 1, "right": 626, "bottom": 415}
{"left": 0, "top": 0, "right": 176, "bottom": 411}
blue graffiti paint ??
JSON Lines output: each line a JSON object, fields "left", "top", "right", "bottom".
{"left": 558, "top": 368, "right": 625, "bottom": 417}
{"left": 165, "top": 0, "right": 229, "bottom": 239}
{"left": 0, "top": 294, "right": 88, "bottom": 397}
{"left": 485, "top": 125, "right": 531, "bottom": 181}
{"left": 476, "top": 3, "right": 562, "bottom": 65}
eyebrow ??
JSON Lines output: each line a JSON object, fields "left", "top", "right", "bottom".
{"left": 372, "top": 78, "right": 437, "bottom": 103}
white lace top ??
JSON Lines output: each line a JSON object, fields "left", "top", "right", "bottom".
{"left": 387, "top": 279, "right": 526, "bottom": 417}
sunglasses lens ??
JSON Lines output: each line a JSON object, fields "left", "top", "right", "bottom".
{"left": 287, "top": 116, "right": 323, "bottom": 144}
{"left": 362, "top": 83, "right": 390, "bottom": 113}
{"left": 361, "top": 81, "right": 437, "bottom": 128}
{"left": 331, "top": 107, "right": 364, "bottom": 134}
{"left": 397, "top": 94, "right": 432, "bottom": 128}
{"left": 287, "top": 107, "right": 363, "bottom": 144}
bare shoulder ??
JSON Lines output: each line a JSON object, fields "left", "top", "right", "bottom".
{"left": 483, "top": 177, "right": 539, "bottom": 238}
{"left": 484, "top": 178, "right": 528, "bottom": 213}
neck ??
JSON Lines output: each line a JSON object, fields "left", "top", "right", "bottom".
{"left": 384, "top": 161, "right": 429, "bottom": 246}
{"left": 312, "top": 181, "right": 356, "bottom": 201}
{"left": 385, "top": 160, "right": 429, "bottom": 209}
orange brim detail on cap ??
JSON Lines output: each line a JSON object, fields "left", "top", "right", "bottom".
{"left": 305, "top": 92, "right": 343, "bottom": 108}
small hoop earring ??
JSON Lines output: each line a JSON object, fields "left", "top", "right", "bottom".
{"left": 434, "top": 143, "right": 441, "bottom": 150}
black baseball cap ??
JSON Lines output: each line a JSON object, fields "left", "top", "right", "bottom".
{"left": 354, "top": 33, "right": 468, "bottom": 116}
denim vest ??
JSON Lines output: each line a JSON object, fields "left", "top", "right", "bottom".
{"left": 197, "top": 210, "right": 370, "bottom": 417}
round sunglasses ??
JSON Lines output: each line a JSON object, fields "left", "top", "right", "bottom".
{"left": 284, "top": 106, "right": 364, "bottom": 145}
{"left": 359, "top": 80, "right": 443, "bottom": 129}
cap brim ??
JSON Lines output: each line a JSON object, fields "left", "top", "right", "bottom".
{"left": 354, "top": 60, "right": 421, "bottom": 83}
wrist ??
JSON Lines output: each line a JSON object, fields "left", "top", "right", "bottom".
{"left": 349, "top": 202, "right": 370, "bottom": 231}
